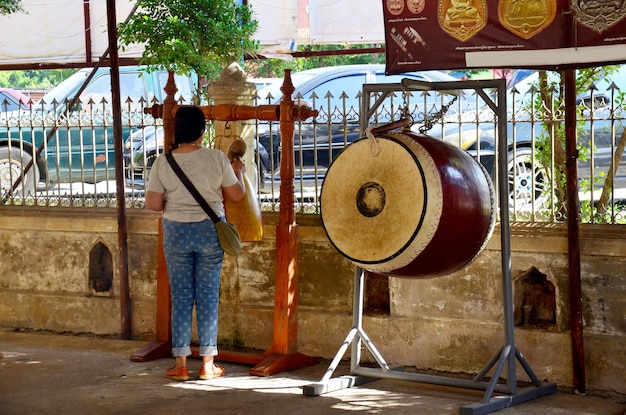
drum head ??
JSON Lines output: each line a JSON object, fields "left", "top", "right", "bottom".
{"left": 321, "top": 133, "right": 442, "bottom": 267}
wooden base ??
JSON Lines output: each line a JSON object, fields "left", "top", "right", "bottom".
{"left": 130, "top": 340, "right": 171, "bottom": 362}
{"left": 216, "top": 350, "right": 266, "bottom": 367}
{"left": 193, "top": 345, "right": 318, "bottom": 376}
{"left": 131, "top": 342, "right": 318, "bottom": 378}
{"left": 249, "top": 352, "right": 319, "bottom": 377}
{"left": 190, "top": 345, "right": 265, "bottom": 367}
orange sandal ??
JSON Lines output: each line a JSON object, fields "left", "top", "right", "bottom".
{"left": 199, "top": 363, "right": 226, "bottom": 380}
{"left": 165, "top": 366, "right": 189, "bottom": 381}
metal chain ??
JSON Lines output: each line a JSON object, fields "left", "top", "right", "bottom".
{"left": 418, "top": 95, "right": 458, "bottom": 134}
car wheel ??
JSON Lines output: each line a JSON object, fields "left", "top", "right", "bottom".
{"left": 507, "top": 147, "right": 547, "bottom": 212}
{"left": 0, "top": 146, "right": 39, "bottom": 198}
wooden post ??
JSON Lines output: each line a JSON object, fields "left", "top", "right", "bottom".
{"left": 274, "top": 70, "right": 299, "bottom": 354}
{"left": 105, "top": 0, "right": 132, "bottom": 340}
{"left": 130, "top": 71, "right": 177, "bottom": 362}
{"left": 249, "top": 70, "right": 319, "bottom": 376}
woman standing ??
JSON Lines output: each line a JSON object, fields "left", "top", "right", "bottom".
{"left": 146, "top": 106, "right": 245, "bottom": 381}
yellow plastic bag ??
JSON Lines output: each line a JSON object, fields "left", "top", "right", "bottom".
{"left": 218, "top": 136, "right": 263, "bottom": 242}
{"left": 224, "top": 172, "right": 263, "bottom": 241}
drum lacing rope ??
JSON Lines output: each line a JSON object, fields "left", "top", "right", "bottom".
{"left": 365, "top": 127, "right": 380, "bottom": 157}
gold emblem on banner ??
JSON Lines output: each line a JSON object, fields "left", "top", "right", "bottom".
{"left": 386, "top": 0, "right": 405, "bottom": 15}
{"left": 438, "top": 0, "right": 488, "bottom": 42}
{"left": 498, "top": 0, "right": 557, "bottom": 39}
{"left": 571, "top": 0, "right": 626, "bottom": 33}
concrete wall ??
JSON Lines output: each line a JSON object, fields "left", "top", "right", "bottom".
{"left": 0, "top": 208, "right": 624, "bottom": 396}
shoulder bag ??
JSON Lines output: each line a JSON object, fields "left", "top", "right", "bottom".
{"left": 165, "top": 152, "right": 241, "bottom": 256}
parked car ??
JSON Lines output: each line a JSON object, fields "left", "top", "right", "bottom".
{"left": 264, "top": 65, "right": 625, "bottom": 211}
{"left": 123, "top": 125, "right": 272, "bottom": 190}
{"left": 255, "top": 64, "right": 461, "bottom": 187}
{"left": 0, "top": 88, "right": 31, "bottom": 111}
{"left": 124, "top": 65, "right": 458, "bottom": 192}
{"left": 0, "top": 66, "right": 196, "bottom": 196}
{"left": 433, "top": 66, "right": 626, "bottom": 211}
{"left": 124, "top": 126, "right": 164, "bottom": 184}
{"left": 256, "top": 64, "right": 459, "bottom": 120}
{"left": 251, "top": 78, "right": 278, "bottom": 90}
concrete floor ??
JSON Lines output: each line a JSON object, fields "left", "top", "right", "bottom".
{"left": 0, "top": 329, "right": 624, "bottom": 415}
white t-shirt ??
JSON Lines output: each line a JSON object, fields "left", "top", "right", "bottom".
{"left": 147, "top": 148, "right": 239, "bottom": 222}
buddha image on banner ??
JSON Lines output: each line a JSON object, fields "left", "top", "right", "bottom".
{"left": 498, "top": 0, "right": 557, "bottom": 40}
{"left": 439, "top": 0, "right": 488, "bottom": 42}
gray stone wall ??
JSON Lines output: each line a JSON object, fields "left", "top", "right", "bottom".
{"left": 0, "top": 208, "right": 623, "bottom": 395}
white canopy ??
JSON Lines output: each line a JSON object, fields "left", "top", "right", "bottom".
{"left": 0, "top": 0, "right": 141, "bottom": 65}
{"left": 0, "top": 0, "right": 386, "bottom": 67}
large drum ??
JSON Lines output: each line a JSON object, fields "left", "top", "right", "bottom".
{"left": 320, "top": 130, "right": 496, "bottom": 278}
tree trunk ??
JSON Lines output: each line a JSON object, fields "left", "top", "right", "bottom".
{"left": 596, "top": 128, "right": 626, "bottom": 215}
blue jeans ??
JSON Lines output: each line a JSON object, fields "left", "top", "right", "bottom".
{"left": 162, "top": 218, "right": 224, "bottom": 357}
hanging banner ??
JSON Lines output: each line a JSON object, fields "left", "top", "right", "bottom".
{"left": 383, "top": 0, "right": 626, "bottom": 74}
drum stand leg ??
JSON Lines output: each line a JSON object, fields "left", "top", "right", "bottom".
{"left": 303, "top": 266, "right": 389, "bottom": 396}
{"left": 303, "top": 266, "right": 556, "bottom": 415}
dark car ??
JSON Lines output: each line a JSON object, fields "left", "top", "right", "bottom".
{"left": 256, "top": 64, "right": 460, "bottom": 189}
{"left": 124, "top": 126, "right": 163, "bottom": 184}
{"left": 271, "top": 66, "right": 626, "bottom": 211}
{"left": 124, "top": 126, "right": 272, "bottom": 190}
{"left": 125, "top": 65, "right": 459, "bottom": 192}
{"left": 256, "top": 64, "right": 457, "bottom": 116}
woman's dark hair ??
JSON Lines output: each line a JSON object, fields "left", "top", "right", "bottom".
{"left": 174, "top": 106, "right": 206, "bottom": 146}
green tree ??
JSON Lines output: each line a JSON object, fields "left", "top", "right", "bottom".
{"left": 0, "top": 70, "right": 76, "bottom": 90}
{"left": 117, "top": 0, "right": 259, "bottom": 98}
{"left": 0, "top": 0, "right": 22, "bottom": 14}
{"left": 532, "top": 66, "right": 622, "bottom": 222}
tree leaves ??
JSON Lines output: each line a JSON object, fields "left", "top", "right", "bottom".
{"left": 0, "top": 0, "right": 22, "bottom": 15}
{"left": 117, "top": 0, "right": 259, "bottom": 80}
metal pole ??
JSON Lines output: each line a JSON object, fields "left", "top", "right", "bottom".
{"left": 494, "top": 78, "right": 518, "bottom": 392}
{"left": 106, "top": 0, "right": 131, "bottom": 340}
{"left": 82, "top": 0, "right": 92, "bottom": 63}
{"left": 564, "top": 69, "right": 586, "bottom": 394}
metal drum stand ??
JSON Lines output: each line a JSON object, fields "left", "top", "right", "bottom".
{"left": 303, "top": 79, "right": 556, "bottom": 415}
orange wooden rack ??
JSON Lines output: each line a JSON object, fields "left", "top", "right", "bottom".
{"left": 131, "top": 70, "right": 320, "bottom": 376}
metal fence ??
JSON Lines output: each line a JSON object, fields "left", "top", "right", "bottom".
{"left": 2, "top": 77, "right": 625, "bottom": 224}
{"left": 1, "top": 96, "right": 159, "bottom": 208}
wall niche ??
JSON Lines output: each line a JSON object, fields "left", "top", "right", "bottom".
{"left": 89, "top": 242, "right": 113, "bottom": 296}
{"left": 513, "top": 266, "right": 556, "bottom": 328}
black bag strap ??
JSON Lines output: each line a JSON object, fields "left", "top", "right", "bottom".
{"left": 165, "top": 152, "right": 220, "bottom": 223}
